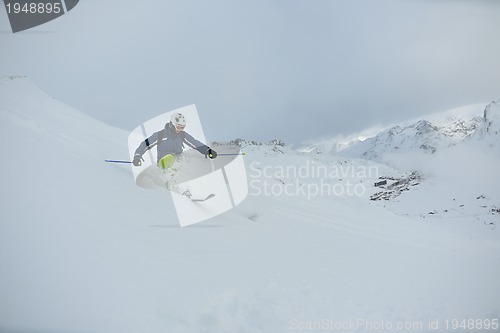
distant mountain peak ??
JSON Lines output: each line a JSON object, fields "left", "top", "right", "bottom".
{"left": 413, "top": 119, "right": 438, "bottom": 133}
{"left": 308, "top": 101, "right": 500, "bottom": 161}
{"left": 483, "top": 99, "right": 499, "bottom": 125}
{"left": 469, "top": 100, "right": 500, "bottom": 149}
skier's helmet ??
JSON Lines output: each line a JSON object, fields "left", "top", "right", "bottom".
{"left": 170, "top": 112, "right": 186, "bottom": 131}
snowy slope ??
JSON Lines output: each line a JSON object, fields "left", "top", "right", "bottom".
{"left": 1, "top": 77, "right": 500, "bottom": 333}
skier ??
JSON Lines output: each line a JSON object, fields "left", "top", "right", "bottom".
{"left": 132, "top": 112, "right": 217, "bottom": 195}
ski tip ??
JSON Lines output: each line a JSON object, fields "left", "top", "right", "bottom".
{"left": 190, "top": 193, "right": 216, "bottom": 202}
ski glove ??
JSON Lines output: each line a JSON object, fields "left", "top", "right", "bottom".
{"left": 206, "top": 148, "right": 217, "bottom": 159}
{"left": 133, "top": 154, "right": 144, "bottom": 166}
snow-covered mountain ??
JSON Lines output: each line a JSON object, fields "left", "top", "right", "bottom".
{"left": 301, "top": 102, "right": 495, "bottom": 160}
{"left": 1, "top": 77, "right": 499, "bottom": 333}
{"left": 469, "top": 100, "right": 500, "bottom": 149}
{"left": 336, "top": 105, "right": 491, "bottom": 160}
{"left": 300, "top": 99, "right": 500, "bottom": 230}
{"left": 342, "top": 119, "right": 450, "bottom": 158}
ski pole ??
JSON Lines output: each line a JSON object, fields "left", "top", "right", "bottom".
{"left": 105, "top": 159, "right": 132, "bottom": 164}
{"left": 217, "top": 152, "right": 246, "bottom": 156}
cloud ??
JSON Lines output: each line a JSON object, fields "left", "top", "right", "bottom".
{"left": 0, "top": 0, "right": 499, "bottom": 143}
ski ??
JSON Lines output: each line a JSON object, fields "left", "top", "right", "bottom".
{"left": 190, "top": 193, "right": 215, "bottom": 202}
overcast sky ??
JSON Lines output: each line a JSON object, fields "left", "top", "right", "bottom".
{"left": 1, "top": 0, "right": 499, "bottom": 144}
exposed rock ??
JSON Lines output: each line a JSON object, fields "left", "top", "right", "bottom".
{"left": 370, "top": 171, "right": 421, "bottom": 201}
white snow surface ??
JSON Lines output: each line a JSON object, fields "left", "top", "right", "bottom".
{"left": 1, "top": 76, "right": 499, "bottom": 333}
